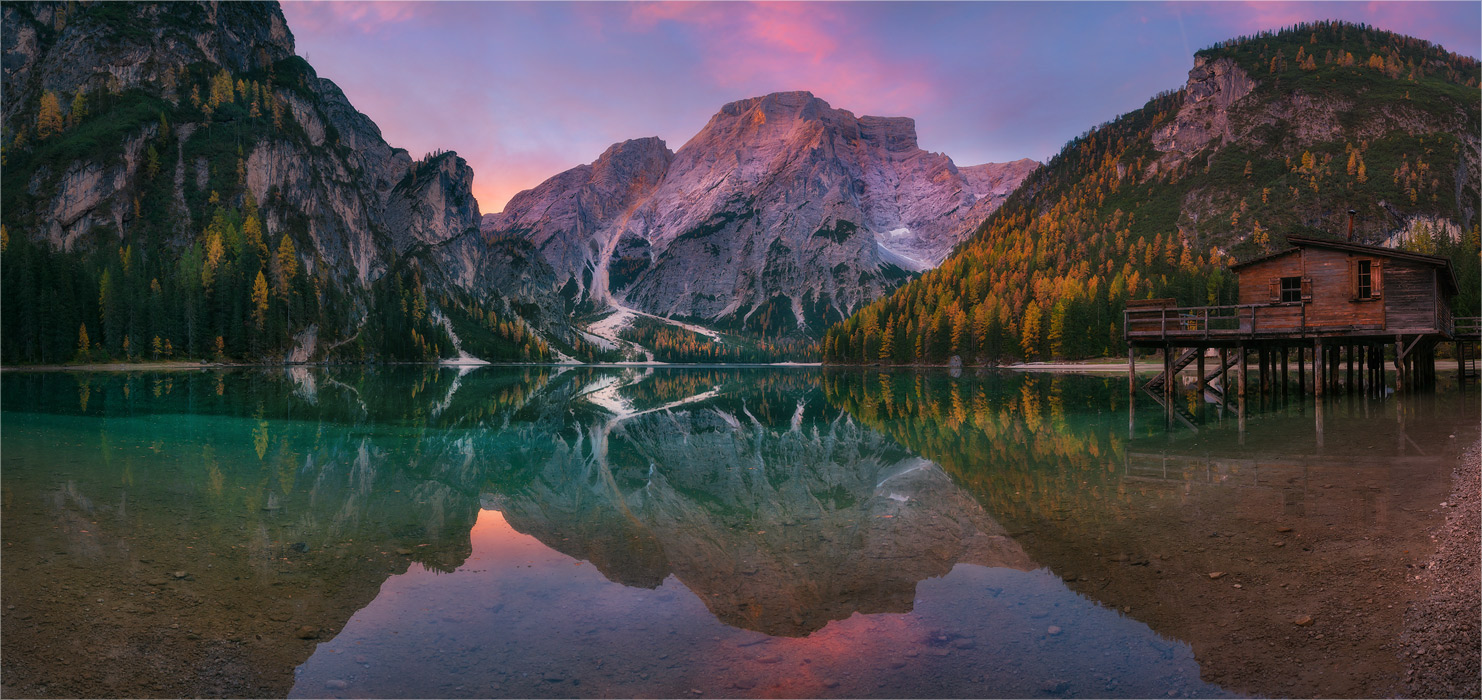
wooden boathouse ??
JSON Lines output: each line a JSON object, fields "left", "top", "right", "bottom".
{"left": 1125, "top": 234, "right": 1480, "bottom": 403}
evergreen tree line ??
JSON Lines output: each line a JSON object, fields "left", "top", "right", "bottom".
{"left": 1, "top": 50, "right": 557, "bottom": 364}
{"left": 823, "top": 21, "right": 1481, "bottom": 366}
{"left": 619, "top": 317, "right": 819, "bottom": 363}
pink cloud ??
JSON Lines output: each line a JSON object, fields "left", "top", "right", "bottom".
{"left": 629, "top": 2, "right": 938, "bottom": 119}
{"left": 281, "top": 1, "right": 424, "bottom": 35}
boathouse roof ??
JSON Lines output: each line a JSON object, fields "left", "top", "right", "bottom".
{"left": 1230, "top": 235, "right": 1457, "bottom": 294}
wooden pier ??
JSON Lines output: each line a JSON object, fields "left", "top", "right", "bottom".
{"left": 1125, "top": 235, "right": 1471, "bottom": 403}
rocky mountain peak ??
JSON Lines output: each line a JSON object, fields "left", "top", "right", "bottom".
{"left": 589, "top": 136, "right": 673, "bottom": 193}
{"left": 479, "top": 91, "right": 1038, "bottom": 339}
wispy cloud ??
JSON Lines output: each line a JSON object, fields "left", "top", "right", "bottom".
{"left": 282, "top": 1, "right": 1480, "bottom": 213}
{"left": 280, "top": 0, "right": 423, "bottom": 35}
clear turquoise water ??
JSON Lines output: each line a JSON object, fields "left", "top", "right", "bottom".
{"left": 2, "top": 367, "right": 1474, "bottom": 698}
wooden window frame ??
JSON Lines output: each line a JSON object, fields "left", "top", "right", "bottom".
{"left": 1279, "top": 276, "right": 1303, "bottom": 303}
{"left": 1348, "top": 257, "right": 1383, "bottom": 302}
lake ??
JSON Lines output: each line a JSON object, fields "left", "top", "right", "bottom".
{"left": 1, "top": 366, "right": 1475, "bottom": 698}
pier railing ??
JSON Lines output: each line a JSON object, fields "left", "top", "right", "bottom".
{"left": 1125, "top": 302, "right": 1307, "bottom": 341}
{"left": 1455, "top": 316, "right": 1481, "bottom": 339}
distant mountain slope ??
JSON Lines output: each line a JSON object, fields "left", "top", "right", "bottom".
{"left": 823, "top": 21, "right": 1481, "bottom": 365}
{"left": 481, "top": 91, "right": 1037, "bottom": 340}
{"left": 0, "top": 1, "right": 567, "bottom": 364}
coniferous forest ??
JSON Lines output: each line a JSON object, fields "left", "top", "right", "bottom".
{"left": 823, "top": 22, "right": 1480, "bottom": 365}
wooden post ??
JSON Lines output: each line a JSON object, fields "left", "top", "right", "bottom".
{"left": 1164, "top": 346, "right": 1174, "bottom": 400}
{"left": 1373, "top": 344, "right": 1382, "bottom": 395}
{"left": 1314, "top": 387, "right": 1325, "bottom": 449}
{"left": 1394, "top": 335, "right": 1405, "bottom": 394}
{"left": 1219, "top": 347, "right": 1229, "bottom": 408}
{"left": 1129, "top": 347, "right": 1136, "bottom": 397}
{"left": 1346, "top": 344, "right": 1355, "bottom": 393}
{"left": 1237, "top": 345, "right": 1248, "bottom": 401}
{"left": 1298, "top": 345, "right": 1306, "bottom": 395}
{"left": 1281, "top": 346, "right": 1289, "bottom": 402}
{"left": 1379, "top": 343, "right": 1387, "bottom": 394}
{"left": 1337, "top": 344, "right": 1344, "bottom": 393}
{"left": 1197, "top": 348, "right": 1207, "bottom": 394}
{"left": 1359, "top": 344, "right": 1367, "bottom": 395}
{"left": 1259, "top": 347, "right": 1269, "bottom": 401}
{"left": 1315, "top": 339, "right": 1325, "bottom": 398}
{"left": 1237, "top": 345, "right": 1247, "bottom": 442}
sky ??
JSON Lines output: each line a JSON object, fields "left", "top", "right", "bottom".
{"left": 281, "top": 1, "right": 1481, "bottom": 214}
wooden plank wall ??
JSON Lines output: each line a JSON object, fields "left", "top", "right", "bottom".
{"left": 1384, "top": 261, "right": 1439, "bottom": 331}
{"left": 1303, "top": 248, "right": 1385, "bottom": 329}
{"left": 1233, "top": 248, "right": 1442, "bottom": 332}
{"left": 1237, "top": 254, "right": 1302, "bottom": 305}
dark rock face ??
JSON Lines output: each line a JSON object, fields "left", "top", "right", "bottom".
{"left": 2, "top": 5, "right": 1034, "bottom": 354}
{"left": 3, "top": 2, "right": 294, "bottom": 126}
{"left": 1, "top": 1, "right": 499, "bottom": 351}
{"left": 482, "top": 92, "right": 1037, "bottom": 336}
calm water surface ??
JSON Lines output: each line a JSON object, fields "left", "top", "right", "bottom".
{"left": 1, "top": 367, "right": 1474, "bottom": 698}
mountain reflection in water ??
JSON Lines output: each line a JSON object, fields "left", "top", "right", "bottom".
{"left": 2, "top": 367, "right": 1472, "bottom": 698}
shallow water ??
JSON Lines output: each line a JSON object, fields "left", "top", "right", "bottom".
{"left": 1, "top": 367, "right": 1474, "bottom": 698}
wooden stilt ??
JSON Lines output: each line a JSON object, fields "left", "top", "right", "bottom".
{"left": 1394, "top": 335, "right": 1405, "bottom": 394}
{"left": 1281, "top": 346, "right": 1289, "bottom": 402}
{"left": 1337, "top": 345, "right": 1344, "bottom": 393}
{"left": 1259, "top": 347, "right": 1269, "bottom": 401}
{"left": 1163, "top": 346, "right": 1174, "bottom": 400}
{"left": 1297, "top": 345, "right": 1306, "bottom": 395}
{"left": 1237, "top": 345, "right": 1247, "bottom": 441}
{"left": 1219, "top": 347, "right": 1229, "bottom": 409}
{"left": 1346, "top": 344, "right": 1354, "bottom": 393}
{"left": 1128, "top": 347, "right": 1136, "bottom": 397}
{"left": 1315, "top": 339, "right": 1325, "bottom": 398}
{"left": 1237, "top": 345, "right": 1247, "bottom": 401}
{"left": 1197, "top": 349, "right": 1207, "bottom": 395}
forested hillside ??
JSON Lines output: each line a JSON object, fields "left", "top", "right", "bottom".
{"left": 823, "top": 22, "right": 1481, "bottom": 365}
{"left": 0, "top": 2, "right": 558, "bottom": 365}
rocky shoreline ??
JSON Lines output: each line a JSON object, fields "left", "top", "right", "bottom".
{"left": 1400, "top": 438, "right": 1481, "bottom": 698}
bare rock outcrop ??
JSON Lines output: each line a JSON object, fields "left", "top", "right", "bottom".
{"left": 482, "top": 92, "right": 1037, "bottom": 336}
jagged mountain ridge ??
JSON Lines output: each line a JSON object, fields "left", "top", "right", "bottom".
{"left": 0, "top": 1, "right": 575, "bottom": 364}
{"left": 823, "top": 21, "right": 1481, "bottom": 365}
{"left": 481, "top": 91, "right": 1037, "bottom": 338}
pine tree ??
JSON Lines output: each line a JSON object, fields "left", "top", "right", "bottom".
{"left": 275, "top": 235, "right": 297, "bottom": 331}
{"left": 36, "top": 92, "right": 63, "bottom": 139}
{"left": 68, "top": 91, "right": 87, "bottom": 128}
{"left": 145, "top": 145, "right": 161, "bottom": 179}
{"left": 1020, "top": 302, "right": 1042, "bottom": 360}
{"left": 243, "top": 213, "right": 267, "bottom": 258}
{"left": 75, "top": 323, "right": 91, "bottom": 363}
{"left": 251, "top": 270, "right": 269, "bottom": 329}
{"left": 275, "top": 235, "right": 297, "bottom": 299}
{"left": 209, "top": 69, "right": 235, "bottom": 107}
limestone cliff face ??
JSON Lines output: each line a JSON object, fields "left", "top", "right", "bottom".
{"left": 480, "top": 137, "right": 675, "bottom": 299}
{"left": 2, "top": 1, "right": 486, "bottom": 347}
{"left": 1147, "top": 50, "right": 1478, "bottom": 237}
{"left": 483, "top": 92, "right": 1037, "bottom": 336}
{"left": 2, "top": 2, "right": 293, "bottom": 125}
{"left": 1150, "top": 57, "right": 1257, "bottom": 171}
{"left": 385, "top": 152, "right": 482, "bottom": 253}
